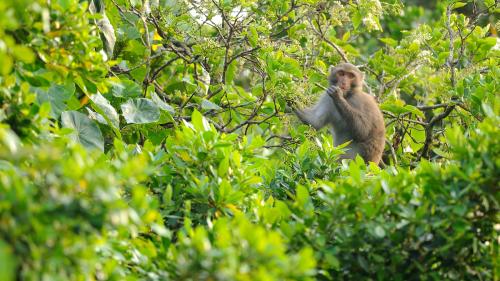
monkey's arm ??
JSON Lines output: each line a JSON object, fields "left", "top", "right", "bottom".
{"left": 293, "top": 94, "right": 332, "bottom": 130}
{"left": 327, "top": 86, "right": 370, "bottom": 140}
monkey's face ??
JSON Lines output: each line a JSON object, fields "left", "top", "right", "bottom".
{"left": 335, "top": 70, "right": 356, "bottom": 92}
{"left": 328, "top": 63, "right": 363, "bottom": 95}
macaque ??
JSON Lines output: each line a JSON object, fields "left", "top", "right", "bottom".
{"left": 294, "top": 63, "right": 385, "bottom": 164}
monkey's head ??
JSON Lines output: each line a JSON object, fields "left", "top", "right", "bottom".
{"left": 328, "top": 63, "right": 364, "bottom": 95}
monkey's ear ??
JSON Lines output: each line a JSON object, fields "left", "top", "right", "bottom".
{"left": 328, "top": 65, "right": 335, "bottom": 74}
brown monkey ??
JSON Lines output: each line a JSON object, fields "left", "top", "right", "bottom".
{"left": 294, "top": 63, "right": 385, "bottom": 164}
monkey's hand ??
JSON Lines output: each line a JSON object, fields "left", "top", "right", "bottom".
{"left": 284, "top": 98, "right": 297, "bottom": 113}
{"left": 284, "top": 105, "right": 294, "bottom": 113}
{"left": 326, "top": 85, "right": 341, "bottom": 100}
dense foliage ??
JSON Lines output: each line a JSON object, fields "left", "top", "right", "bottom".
{"left": 0, "top": 0, "right": 499, "bottom": 280}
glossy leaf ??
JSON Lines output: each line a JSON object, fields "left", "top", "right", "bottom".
{"left": 61, "top": 110, "right": 104, "bottom": 151}
{"left": 121, "top": 98, "right": 160, "bottom": 124}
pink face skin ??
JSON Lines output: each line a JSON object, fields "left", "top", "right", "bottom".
{"left": 336, "top": 70, "right": 356, "bottom": 92}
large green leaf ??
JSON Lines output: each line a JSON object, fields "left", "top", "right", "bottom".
{"left": 151, "top": 92, "right": 175, "bottom": 113}
{"left": 109, "top": 78, "right": 142, "bottom": 98}
{"left": 121, "top": 98, "right": 160, "bottom": 124}
{"left": 35, "top": 82, "right": 76, "bottom": 118}
{"left": 61, "top": 111, "right": 104, "bottom": 151}
{"left": 89, "top": 93, "right": 120, "bottom": 128}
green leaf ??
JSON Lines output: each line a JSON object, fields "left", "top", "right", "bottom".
{"left": 89, "top": 0, "right": 104, "bottom": 12}
{"left": 198, "top": 66, "right": 211, "bottom": 96}
{"left": 225, "top": 61, "right": 237, "bottom": 84}
{"left": 90, "top": 0, "right": 115, "bottom": 57}
{"left": 404, "top": 105, "right": 424, "bottom": 118}
{"left": 248, "top": 26, "right": 258, "bottom": 47}
{"left": 57, "top": 0, "right": 71, "bottom": 10}
{"left": 119, "top": 24, "right": 141, "bottom": 40}
{"left": 0, "top": 240, "right": 16, "bottom": 281}
{"left": 325, "top": 253, "right": 340, "bottom": 270}
{"left": 151, "top": 92, "right": 175, "bottom": 113}
{"left": 109, "top": 78, "right": 142, "bottom": 98}
{"left": 35, "top": 82, "right": 76, "bottom": 118}
{"left": 352, "top": 11, "right": 362, "bottom": 29}
{"left": 452, "top": 2, "right": 467, "bottom": 9}
{"left": 349, "top": 159, "right": 362, "bottom": 182}
{"left": 485, "top": 0, "right": 495, "bottom": 6}
{"left": 0, "top": 56, "right": 13, "bottom": 75}
{"left": 121, "top": 98, "right": 160, "bottom": 124}
{"left": 281, "top": 57, "right": 302, "bottom": 77}
{"left": 163, "top": 185, "right": 173, "bottom": 205}
{"left": 481, "top": 103, "right": 495, "bottom": 118}
{"left": 97, "top": 15, "right": 116, "bottom": 58}
{"left": 296, "top": 185, "right": 310, "bottom": 207}
{"left": 479, "top": 37, "right": 497, "bottom": 52}
{"left": 12, "top": 46, "right": 35, "bottom": 63}
{"left": 218, "top": 156, "right": 229, "bottom": 177}
{"left": 0, "top": 126, "right": 21, "bottom": 154}
{"left": 409, "top": 128, "right": 425, "bottom": 152}
{"left": 374, "top": 225, "right": 386, "bottom": 238}
{"left": 432, "top": 148, "right": 450, "bottom": 158}
{"left": 342, "top": 31, "right": 351, "bottom": 42}
{"left": 191, "top": 109, "right": 211, "bottom": 132}
{"left": 201, "top": 99, "right": 222, "bottom": 111}
{"left": 129, "top": 0, "right": 141, "bottom": 7}
{"left": 381, "top": 100, "right": 409, "bottom": 115}
{"left": 61, "top": 111, "right": 104, "bottom": 151}
{"left": 90, "top": 93, "right": 120, "bottom": 128}
{"left": 379, "top": 37, "right": 398, "bottom": 47}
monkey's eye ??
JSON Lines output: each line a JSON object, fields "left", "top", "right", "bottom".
{"left": 346, "top": 72, "right": 355, "bottom": 79}
{"left": 338, "top": 70, "right": 345, "bottom": 76}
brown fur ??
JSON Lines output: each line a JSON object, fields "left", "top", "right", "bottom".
{"left": 294, "top": 63, "right": 385, "bottom": 164}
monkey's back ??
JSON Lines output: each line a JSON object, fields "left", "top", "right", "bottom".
{"left": 357, "top": 93, "right": 385, "bottom": 163}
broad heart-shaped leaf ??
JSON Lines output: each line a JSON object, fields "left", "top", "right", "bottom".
{"left": 34, "top": 82, "right": 76, "bottom": 118}
{"left": 121, "top": 98, "right": 160, "bottom": 124}
{"left": 90, "top": 93, "right": 120, "bottom": 128}
{"left": 109, "top": 78, "right": 142, "bottom": 98}
{"left": 86, "top": 108, "right": 107, "bottom": 125}
{"left": 151, "top": 92, "right": 175, "bottom": 113}
{"left": 61, "top": 111, "right": 104, "bottom": 151}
